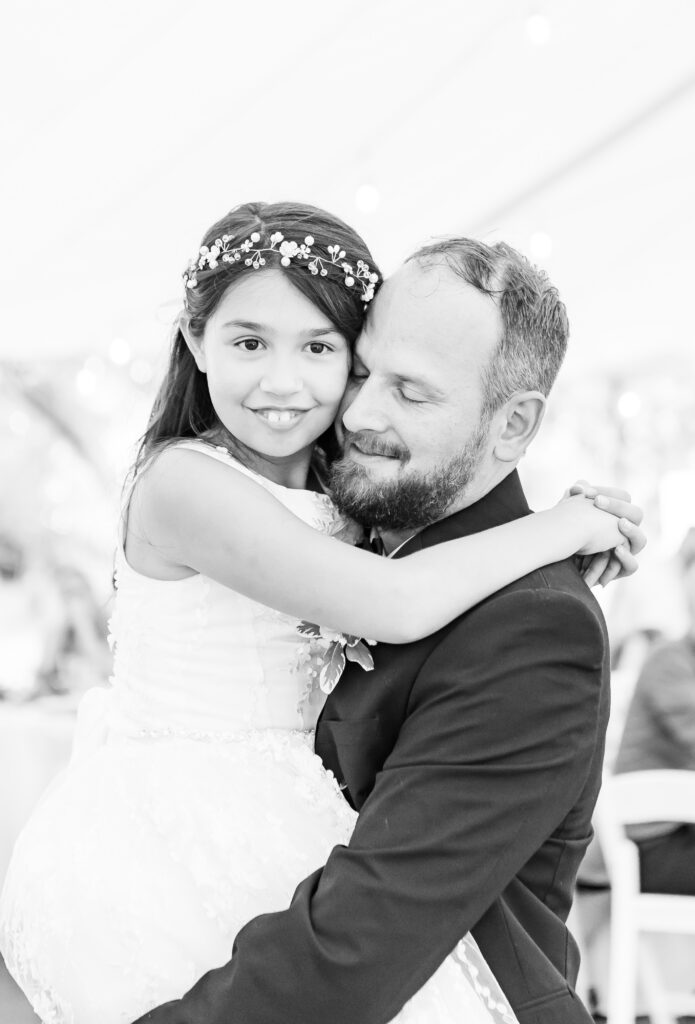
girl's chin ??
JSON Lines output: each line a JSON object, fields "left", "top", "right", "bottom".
{"left": 228, "top": 430, "right": 322, "bottom": 462}
{"left": 229, "top": 413, "right": 335, "bottom": 449}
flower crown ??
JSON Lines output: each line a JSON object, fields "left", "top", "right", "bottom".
{"left": 183, "top": 231, "right": 379, "bottom": 305}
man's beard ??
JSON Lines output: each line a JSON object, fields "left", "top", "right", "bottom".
{"left": 329, "top": 422, "right": 490, "bottom": 531}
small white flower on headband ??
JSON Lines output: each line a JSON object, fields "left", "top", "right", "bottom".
{"left": 183, "top": 231, "right": 379, "bottom": 304}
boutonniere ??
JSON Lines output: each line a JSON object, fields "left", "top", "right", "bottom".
{"left": 296, "top": 622, "right": 376, "bottom": 695}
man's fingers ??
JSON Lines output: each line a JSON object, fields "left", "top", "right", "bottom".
{"left": 611, "top": 543, "right": 640, "bottom": 578}
{"left": 591, "top": 534, "right": 643, "bottom": 587}
{"left": 594, "top": 495, "right": 644, "bottom": 525}
{"left": 618, "top": 518, "right": 647, "bottom": 555}
{"left": 582, "top": 551, "right": 611, "bottom": 588}
{"left": 599, "top": 553, "right": 623, "bottom": 587}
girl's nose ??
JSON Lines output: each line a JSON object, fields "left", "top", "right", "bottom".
{"left": 259, "top": 359, "right": 303, "bottom": 396}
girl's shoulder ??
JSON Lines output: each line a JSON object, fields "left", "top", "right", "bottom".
{"left": 136, "top": 438, "right": 271, "bottom": 495}
{"left": 131, "top": 438, "right": 345, "bottom": 535}
{"left": 121, "top": 439, "right": 272, "bottom": 579}
{"left": 152, "top": 437, "right": 259, "bottom": 474}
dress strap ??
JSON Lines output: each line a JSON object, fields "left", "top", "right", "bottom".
{"left": 169, "top": 439, "right": 284, "bottom": 494}
{"left": 117, "top": 439, "right": 266, "bottom": 554}
{"left": 170, "top": 439, "right": 258, "bottom": 479}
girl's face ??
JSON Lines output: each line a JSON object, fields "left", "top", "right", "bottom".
{"left": 185, "top": 270, "right": 351, "bottom": 470}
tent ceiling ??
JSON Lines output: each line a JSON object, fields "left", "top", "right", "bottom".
{"left": 3, "top": 0, "right": 694, "bottom": 373}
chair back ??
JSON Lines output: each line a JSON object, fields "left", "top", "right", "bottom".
{"left": 599, "top": 769, "right": 695, "bottom": 827}
{"left": 595, "top": 769, "right": 695, "bottom": 883}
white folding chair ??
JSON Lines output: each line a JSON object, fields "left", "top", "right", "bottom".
{"left": 594, "top": 769, "right": 695, "bottom": 1024}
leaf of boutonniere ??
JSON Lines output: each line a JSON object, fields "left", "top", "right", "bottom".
{"left": 345, "top": 640, "right": 375, "bottom": 672}
{"left": 297, "top": 621, "right": 322, "bottom": 638}
{"left": 318, "top": 643, "right": 346, "bottom": 695}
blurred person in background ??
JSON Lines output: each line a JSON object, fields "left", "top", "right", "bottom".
{"left": 0, "top": 534, "right": 64, "bottom": 700}
{"left": 47, "top": 565, "right": 112, "bottom": 696}
{"left": 614, "top": 526, "right": 695, "bottom": 895}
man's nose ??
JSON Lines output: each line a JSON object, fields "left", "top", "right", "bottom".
{"left": 259, "top": 357, "right": 302, "bottom": 396}
{"left": 341, "top": 377, "right": 390, "bottom": 434}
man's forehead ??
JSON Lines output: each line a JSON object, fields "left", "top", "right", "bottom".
{"left": 358, "top": 260, "right": 501, "bottom": 366}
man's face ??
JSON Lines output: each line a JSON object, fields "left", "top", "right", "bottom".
{"left": 330, "top": 260, "right": 503, "bottom": 530}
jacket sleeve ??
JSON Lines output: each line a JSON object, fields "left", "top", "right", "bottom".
{"left": 133, "top": 587, "right": 605, "bottom": 1024}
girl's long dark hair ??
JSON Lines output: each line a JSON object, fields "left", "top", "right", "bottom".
{"left": 133, "top": 201, "right": 381, "bottom": 477}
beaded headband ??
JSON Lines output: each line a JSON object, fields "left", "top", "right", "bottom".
{"left": 183, "top": 231, "right": 379, "bottom": 305}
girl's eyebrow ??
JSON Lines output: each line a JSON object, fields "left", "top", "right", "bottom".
{"left": 220, "top": 319, "right": 267, "bottom": 331}
{"left": 220, "top": 319, "right": 340, "bottom": 338}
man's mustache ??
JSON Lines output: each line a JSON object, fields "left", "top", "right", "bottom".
{"left": 342, "top": 431, "right": 410, "bottom": 462}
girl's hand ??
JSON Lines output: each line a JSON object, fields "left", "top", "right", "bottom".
{"left": 560, "top": 495, "right": 624, "bottom": 558}
{"left": 565, "top": 481, "right": 646, "bottom": 587}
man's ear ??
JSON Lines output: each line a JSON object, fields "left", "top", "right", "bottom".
{"left": 180, "top": 314, "right": 206, "bottom": 373}
{"left": 493, "top": 391, "right": 546, "bottom": 463}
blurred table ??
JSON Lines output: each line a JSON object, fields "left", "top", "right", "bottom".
{"left": 0, "top": 698, "right": 75, "bottom": 884}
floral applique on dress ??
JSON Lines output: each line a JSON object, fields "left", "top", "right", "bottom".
{"left": 295, "top": 621, "right": 376, "bottom": 695}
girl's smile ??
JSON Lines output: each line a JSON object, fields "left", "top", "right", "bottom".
{"left": 251, "top": 406, "right": 315, "bottom": 428}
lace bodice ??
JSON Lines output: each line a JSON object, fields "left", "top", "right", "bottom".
{"left": 107, "top": 440, "right": 358, "bottom": 737}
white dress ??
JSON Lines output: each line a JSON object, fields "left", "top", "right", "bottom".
{"left": 0, "top": 441, "right": 517, "bottom": 1024}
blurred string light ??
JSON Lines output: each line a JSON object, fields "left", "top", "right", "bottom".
{"left": 75, "top": 356, "right": 108, "bottom": 397}
{"left": 355, "top": 184, "right": 381, "bottom": 214}
{"left": 617, "top": 391, "right": 642, "bottom": 418}
{"left": 109, "top": 337, "right": 132, "bottom": 366}
{"left": 525, "top": 13, "right": 551, "bottom": 45}
{"left": 529, "top": 231, "right": 553, "bottom": 261}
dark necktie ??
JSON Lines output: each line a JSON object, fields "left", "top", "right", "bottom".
{"left": 366, "top": 533, "right": 385, "bottom": 556}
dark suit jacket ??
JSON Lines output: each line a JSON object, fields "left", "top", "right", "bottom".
{"left": 135, "top": 470, "right": 610, "bottom": 1024}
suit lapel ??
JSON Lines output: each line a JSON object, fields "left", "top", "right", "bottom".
{"left": 316, "top": 470, "right": 533, "bottom": 807}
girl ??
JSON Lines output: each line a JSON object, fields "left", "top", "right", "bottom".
{"left": 1, "top": 201, "right": 629, "bottom": 1024}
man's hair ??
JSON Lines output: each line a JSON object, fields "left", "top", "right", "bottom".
{"left": 409, "top": 238, "right": 569, "bottom": 418}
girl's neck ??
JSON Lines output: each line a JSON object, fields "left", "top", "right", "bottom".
{"left": 201, "top": 429, "right": 313, "bottom": 490}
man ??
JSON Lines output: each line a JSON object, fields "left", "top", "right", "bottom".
{"left": 614, "top": 525, "right": 695, "bottom": 894}
{"left": 136, "top": 239, "right": 645, "bottom": 1023}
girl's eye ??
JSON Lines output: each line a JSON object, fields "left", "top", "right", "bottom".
{"left": 235, "top": 338, "right": 263, "bottom": 352}
{"left": 306, "top": 342, "right": 332, "bottom": 355}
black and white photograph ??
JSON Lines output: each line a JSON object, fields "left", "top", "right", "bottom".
{"left": 1, "top": 2, "right": 694, "bottom": 1022}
